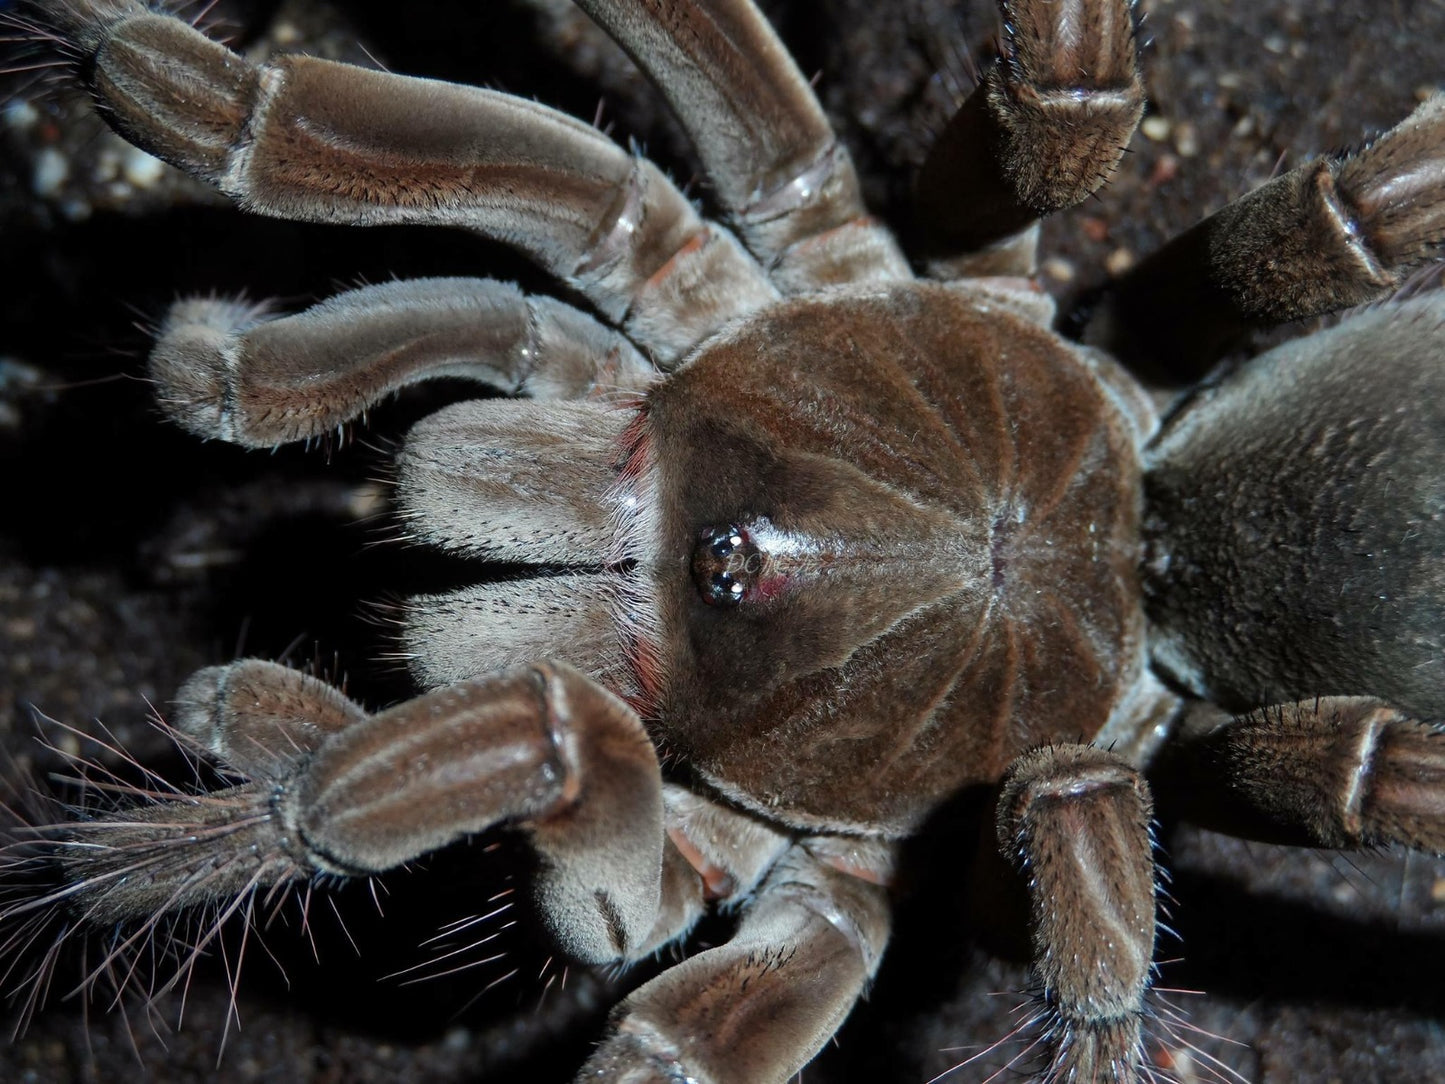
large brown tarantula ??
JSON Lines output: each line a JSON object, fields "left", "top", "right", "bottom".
{"left": 4, "top": 0, "right": 1445, "bottom": 1081}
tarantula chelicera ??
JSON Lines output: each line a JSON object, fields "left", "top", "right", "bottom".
{"left": 5, "top": 0, "right": 1445, "bottom": 1080}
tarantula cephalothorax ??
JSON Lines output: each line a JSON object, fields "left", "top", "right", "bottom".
{"left": 6, "top": 0, "right": 1445, "bottom": 1081}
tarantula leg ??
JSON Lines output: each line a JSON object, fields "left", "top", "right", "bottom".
{"left": 169, "top": 661, "right": 367, "bottom": 782}
{"left": 49, "top": 660, "right": 672, "bottom": 962}
{"left": 400, "top": 573, "right": 650, "bottom": 709}
{"left": 44, "top": 0, "right": 776, "bottom": 362}
{"left": 1087, "top": 94, "right": 1445, "bottom": 378}
{"left": 916, "top": 0, "right": 1144, "bottom": 275}
{"left": 387, "top": 395, "right": 662, "bottom": 693}
{"left": 1176, "top": 698, "right": 1445, "bottom": 855}
{"left": 150, "top": 279, "right": 654, "bottom": 446}
{"left": 392, "top": 399, "right": 645, "bottom": 566}
{"left": 996, "top": 745, "right": 1157, "bottom": 1082}
{"left": 579, "top": 845, "right": 891, "bottom": 1084}
{"left": 574, "top": 0, "right": 908, "bottom": 291}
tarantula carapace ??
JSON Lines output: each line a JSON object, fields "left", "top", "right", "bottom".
{"left": 5, "top": 1, "right": 1445, "bottom": 1081}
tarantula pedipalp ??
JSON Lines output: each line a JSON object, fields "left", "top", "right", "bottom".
{"left": 5, "top": 0, "right": 1445, "bottom": 1081}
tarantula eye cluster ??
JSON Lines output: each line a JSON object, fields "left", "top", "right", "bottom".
{"left": 691, "top": 524, "right": 760, "bottom": 606}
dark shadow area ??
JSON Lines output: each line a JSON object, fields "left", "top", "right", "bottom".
{"left": 1162, "top": 857, "right": 1445, "bottom": 1013}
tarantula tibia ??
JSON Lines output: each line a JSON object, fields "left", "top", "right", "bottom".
{"left": 11, "top": 0, "right": 1445, "bottom": 1081}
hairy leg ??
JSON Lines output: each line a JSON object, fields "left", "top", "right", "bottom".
{"left": 580, "top": 845, "right": 891, "bottom": 1084}
{"left": 1172, "top": 697, "right": 1445, "bottom": 855}
{"left": 41, "top": 0, "right": 777, "bottom": 361}
{"left": 575, "top": 0, "right": 908, "bottom": 291}
{"left": 916, "top": 0, "right": 1144, "bottom": 276}
{"left": 1087, "top": 95, "right": 1445, "bottom": 377}
{"left": 996, "top": 744, "right": 1157, "bottom": 1082}
{"left": 27, "top": 661, "right": 672, "bottom": 963}
{"left": 151, "top": 278, "right": 654, "bottom": 447}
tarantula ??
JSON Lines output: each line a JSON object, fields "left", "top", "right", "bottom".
{"left": 4, "top": 0, "right": 1445, "bottom": 1080}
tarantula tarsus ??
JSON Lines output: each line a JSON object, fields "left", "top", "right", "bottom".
{"left": 5, "top": 0, "right": 1445, "bottom": 1081}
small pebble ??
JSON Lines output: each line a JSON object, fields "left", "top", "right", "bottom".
{"left": 3, "top": 99, "right": 39, "bottom": 130}
{"left": 1081, "top": 215, "right": 1109, "bottom": 243}
{"left": 4, "top": 617, "right": 36, "bottom": 640}
{"left": 32, "top": 147, "right": 69, "bottom": 198}
{"left": 93, "top": 146, "right": 121, "bottom": 182}
{"left": 1105, "top": 247, "right": 1135, "bottom": 276}
{"left": 1173, "top": 121, "right": 1200, "bottom": 157}
{"left": 1042, "top": 257, "right": 1075, "bottom": 284}
{"left": 1141, "top": 115, "right": 1172, "bottom": 142}
{"left": 122, "top": 146, "right": 166, "bottom": 188}
{"left": 1148, "top": 154, "right": 1180, "bottom": 186}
